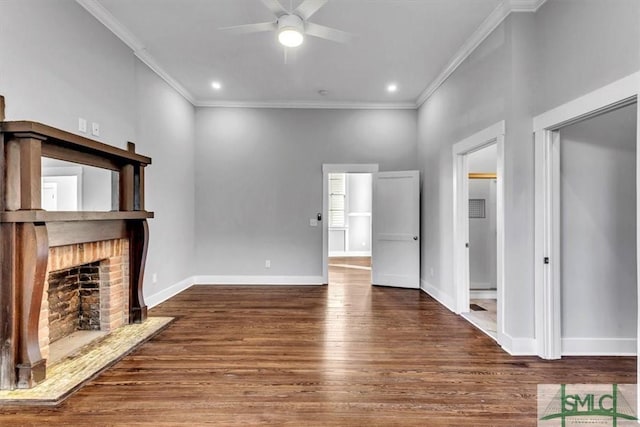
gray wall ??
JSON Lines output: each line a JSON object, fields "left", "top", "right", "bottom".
{"left": 0, "top": 0, "right": 196, "bottom": 302}
{"left": 534, "top": 0, "right": 640, "bottom": 115}
{"left": 194, "top": 107, "right": 417, "bottom": 276}
{"left": 560, "top": 103, "right": 637, "bottom": 341}
{"left": 417, "top": 0, "right": 640, "bottom": 342}
{"left": 417, "top": 16, "right": 516, "bottom": 324}
{"left": 134, "top": 59, "right": 196, "bottom": 298}
{"left": 0, "top": 0, "right": 135, "bottom": 146}
{"left": 81, "top": 166, "right": 113, "bottom": 211}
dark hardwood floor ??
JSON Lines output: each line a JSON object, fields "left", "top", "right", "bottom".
{"left": 0, "top": 262, "right": 635, "bottom": 426}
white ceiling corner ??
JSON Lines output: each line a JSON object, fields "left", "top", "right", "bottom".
{"left": 77, "top": 0, "right": 544, "bottom": 110}
{"left": 415, "top": 0, "right": 546, "bottom": 107}
{"left": 416, "top": 1, "right": 511, "bottom": 107}
{"left": 75, "top": 0, "right": 196, "bottom": 104}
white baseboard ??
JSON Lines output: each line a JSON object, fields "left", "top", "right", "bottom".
{"left": 145, "top": 276, "right": 194, "bottom": 308}
{"left": 328, "top": 251, "right": 372, "bottom": 257}
{"left": 561, "top": 337, "right": 637, "bottom": 356}
{"left": 470, "top": 289, "right": 497, "bottom": 299}
{"left": 500, "top": 333, "right": 537, "bottom": 356}
{"left": 470, "top": 281, "right": 493, "bottom": 289}
{"left": 420, "top": 279, "right": 456, "bottom": 312}
{"left": 194, "top": 275, "right": 325, "bottom": 285}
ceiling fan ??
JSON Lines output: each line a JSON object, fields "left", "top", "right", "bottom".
{"left": 219, "top": 0, "right": 353, "bottom": 48}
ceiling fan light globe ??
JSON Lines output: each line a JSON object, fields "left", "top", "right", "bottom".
{"left": 278, "top": 28, "right": 304, "bottom": 47}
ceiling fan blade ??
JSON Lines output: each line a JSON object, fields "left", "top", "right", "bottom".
{"left": 218, "top": 21, "right": 277, "bottom": 35}
{"left": 260, "top": 0, "right": 288, "bottom": 17}
{"left": 294, "top": 0, "right": 328, "bottom": 20}
{"left": 305, "top": 22, "right": 353, "bottom": 44}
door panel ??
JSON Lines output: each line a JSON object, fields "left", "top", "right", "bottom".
{"left": 372, "top": 171, "right": 420, "bottom": 288}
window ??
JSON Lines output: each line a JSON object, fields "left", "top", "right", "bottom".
{"left": 329, "top": 173, "right": 346, "bottom": 227}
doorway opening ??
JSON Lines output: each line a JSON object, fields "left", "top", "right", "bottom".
{"left": 559, "top": 103, "right": 637, "bottom": 356}
{"left": 322, "top": 164, "right": 379, "bottom": 285}
{"left": 453, "top": 121, "right": 505, "bottom": 345}
{"left": 327, "top": 172, "right": 373, "bottom": 285}
{"left": 533, "top": 73, "right": 639, "bottom": 360}
{"left": 464, "top": 145, "right": 498, "bottom": 338}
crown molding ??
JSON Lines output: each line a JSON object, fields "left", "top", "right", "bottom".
{"left": 195, "top": 100, "right": 417, "bottom": 110}
{"left": 78, "top": 0, "right": 547, "bottom": 111}
{"left": 416, "top": 1, "right": 511, "bottom": 107}
{"left": 416, "top": 0, "right": 546, "bottom": 107}
{"left": 509, "top": 0, "right": 548, "bottom": 12}
{"left": 75, "top": 0, "right": 196, "bottom": 105}
{"left": 134, "top": 49, "right": 196, "bottom": 104}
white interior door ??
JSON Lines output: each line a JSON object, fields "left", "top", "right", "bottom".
{"left": 372, "top": 171, "right": 420, "bottom": 288}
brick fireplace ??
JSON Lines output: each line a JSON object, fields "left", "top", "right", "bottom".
{"left": 0, "top": 114, "right": 153, "bottom": 390}
{"left": 39, "top": 239, "right": 130, "bottom": 361}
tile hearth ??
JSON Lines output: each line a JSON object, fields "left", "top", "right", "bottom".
{"left": 0, "top": 317, "right": 173, "bottom": 406}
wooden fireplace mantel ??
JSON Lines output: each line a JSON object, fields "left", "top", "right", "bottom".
{"left": 0, "top": 115, "right": 154, "bottom": 390}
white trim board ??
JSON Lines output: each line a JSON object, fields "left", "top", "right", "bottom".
{"left": 470, "top": 289, "right": 497, "bottom": 299}
{"left": 145, "top": 276, "right": 194, "bottom": 308}
{"left": 194, "top": 275, "right": 324, "bottom": 285}
{"left": 561, "top": 338, "right": 637, "bottom": 357}
{"left": 533, "top": 72, "right": 639, "bottom": 130}
{"left": 420, "top": 279, "right": 456, "bottom": 313}
{"left": 500, "top": 333, "right": 537, "bottom": 356}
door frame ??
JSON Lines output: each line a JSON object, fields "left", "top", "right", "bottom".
{"left": 322, "top": 164, "right": 379, "bottom": 284}
{"left": 533, "top": 72, "right": 640, "bottom": 360}
{"left": 452, "top": 121, "right": 505, "bottom": 344}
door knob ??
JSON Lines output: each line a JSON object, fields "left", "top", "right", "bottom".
{"left": 413, "top": 236, "right": 418, "bottom": 241}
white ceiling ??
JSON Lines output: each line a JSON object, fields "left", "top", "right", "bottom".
{"left": 81, "top": 0, "right": 543, "bottom": 108}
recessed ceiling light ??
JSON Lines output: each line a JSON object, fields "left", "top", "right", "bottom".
{"left": 211, "top": 81, "right": 222, "bottom": 90}
{"left": 387, "top": 83, "right": 398, "bottom": 93}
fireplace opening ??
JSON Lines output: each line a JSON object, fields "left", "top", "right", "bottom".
{"left": 46, "top": 261, "right": 108, "bottom": 364}
{"left": 48, "top": 262, "right": 101, "bottom": 342}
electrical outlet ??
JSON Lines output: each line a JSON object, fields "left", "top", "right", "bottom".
{"left": 78, "top": 117, "right": 87, "bottom": 133}
{"left": 91, "top": 122, "right": 100, "bottom": 136}
{"left": 309, "top": 218, "right": 318, "bottom": 227}
{"left": 265, "top": 260, "right": 271, "bottom": 268}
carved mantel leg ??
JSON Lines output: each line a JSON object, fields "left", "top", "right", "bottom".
{"left": 0, "top": 224, "right": 18, "bottom": 390}
{"left": 16, "top": 222, "right": 48, "bottom": 388}
{"left": 128, "top": 219, "right": 148, "bottom": 323}
{"left": 0, "top": 222, "right": 48, "bottom": 390}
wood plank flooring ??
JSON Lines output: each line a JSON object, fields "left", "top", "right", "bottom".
{"left": 0, "top": 263, "right": 635, "bottom": 426}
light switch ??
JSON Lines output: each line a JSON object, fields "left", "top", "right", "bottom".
{"left": 78, "top": 118, "right": 87, "bottom": 133}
